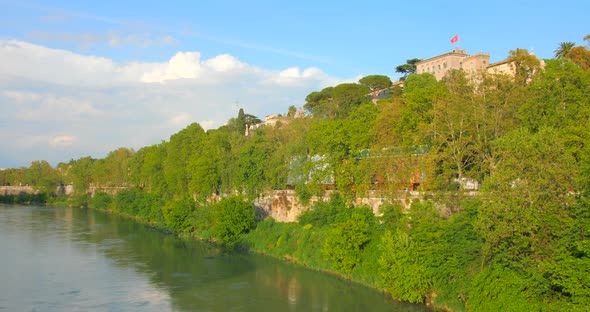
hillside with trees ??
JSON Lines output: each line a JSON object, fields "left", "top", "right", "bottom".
{"left": 2, "top": 38, "right": 590, "bottom": 311}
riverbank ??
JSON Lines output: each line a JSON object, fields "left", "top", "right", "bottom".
{"left": 1, "top": 191, "right": 469, "bottom": 311}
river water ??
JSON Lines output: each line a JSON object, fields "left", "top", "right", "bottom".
{"left": 0, "top": 204, "right": 430, "bottom": 312}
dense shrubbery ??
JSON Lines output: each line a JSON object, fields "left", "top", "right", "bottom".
{"left": 211, "top": 197, "right": 256, "bottom": 247}
{"left": 0, "top": 193, "right": 48, "bottom": 204}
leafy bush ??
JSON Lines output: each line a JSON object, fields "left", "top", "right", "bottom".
{"left": 378, "top": 230, "right": 432, "bottom": 303}
{"left": 322, "top": 208, "right": 372, "bottom": 275}
{"left": 89, "top": 192, "right": 113, "bottom": 210}
{"left": 298, "top": 194, "right": 350, "bottom": 227}
{"left": 468, "top": 267, "right": 542, "bottom": 311}
{"left": 162, "top": 196, "right": 195, "bottom": 233}
{"left": 212, "top": 196, "right": 256, "bottom": 247}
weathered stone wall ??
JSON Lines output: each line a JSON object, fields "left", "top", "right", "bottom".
{"left": 254, "top": 190, "right": 331, "bottom": 222}
{"left": 88, "top": 186, "right": 128, "bottom": 197}
{"left": 254, "top": 190, "right": 424, "bottom": 223}
{"left": 0, "top": 185, "right": 36, "bottom": 196}
{"left": 56, "top": 184, "right": 75, "bottom": 196}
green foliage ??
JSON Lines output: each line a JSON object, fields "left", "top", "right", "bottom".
{"left": 68, "top": 193, "right": 90, "bottom": 208}
{"left": 378, "top": 203, "right": 404, "bottom": 230}
{"left": 397, "top": 73, "right": 444, "bottom": 147}
{"left": 468, "top": 267, "right": 543, "bottom": 311}
{"left": 358, "top": 75, "right": 392, "bottom": 91}
{"left": 66, "top": 156, "right": 95, "bottom": 193}
{"left": 26, "top": 160, "right": 60, "bottom": 194}
{"left": 129, "top": 143, "right": 167, "bottom": 194}
{"left": 304, "top": 83, "right": 370, "bottom": 118}
{"left": 554, "top": 41, "right": 576, "bottom": 59}
{"left": 164, "top": 123, "right": 206, "bottom": 196}
{"left": 0, "top": 167, "right": 28, "bottom": 186}
{"left": 378, "top": 230, "right": 432, "bottom": 303}
{"left": 188, "top": 139, "right": 222, "bottom": 198}
{"left": 192, "top": 202, "right": 215, "bottom": 239}
{"left": 508, "top": 48, "right": 542, "bottom": 86}
{"left": 545, "top": 240, "right": 590, "bottom": 309}
{"left": 0, "top": 193, "right": 48, "bottom": 204}
{"left": 395, "top": 58, "right": 422, "bottom": 80}
{"left": 112, "top": 189, "right": 164, "bottom": 224}
{"left": 304, "top": 86, "right": 334, "bottom": 116}
{"left": 212, "top": 196, "right": 256, "bottom": 247}
{"left": 89, "top": 192, "right": 113, "bottom": 210}
{"left": 322, "top": 207, "right": 373, "bottom": 275}
{"left": 162, "top": 196, "right": 195, "bottom": 233}
{"left": 298, "top": 195, "right": 349, "bottom": 227}
{"left": 477, "top": 128, "right": 576, "bottom": 269}
{"left": 236, "top": 135, "right": 269, "bottom": 196}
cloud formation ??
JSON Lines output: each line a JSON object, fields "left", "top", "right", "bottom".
{"left": 27, "top": 31, "right": 179, "bottom": 49}
{"left": 0, "top": 40, "right": 346, "bottom": 167}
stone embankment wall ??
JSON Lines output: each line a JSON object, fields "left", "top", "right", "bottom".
{"left": 0, "top": 185, "right": 36, "bottom": 196}
{"left": 254, "top": 190, "right": 424, "bottom": 223}
{"left": 88, "top": 186, "right": 128, "bottom": 197}
{"left": 2, "top": 184, "right": 426, "bottom": 223}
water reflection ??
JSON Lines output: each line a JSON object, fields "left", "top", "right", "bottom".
{"left": 0, "top": 205, "right": 431, "bottom": 312}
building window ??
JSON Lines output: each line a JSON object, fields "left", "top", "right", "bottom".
{"left": 482, "top": 60, "right": 486, "bottom": 65}
{"left": 443, "top": 63, "right": 447, "bottom": 68}
{"left": 438, "top": 64, "right": 441, "bottom": 70}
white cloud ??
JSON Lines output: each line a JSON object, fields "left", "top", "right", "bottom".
{"left": 50, "top": 135, "right": 76, "bottom": 147}
{"left": 203, "top": 54, "right": 246, "bottom": 72}
{"left": 0, "top": 40, "right": 349, "bottom": 167}
{"left": 2, "top": 90, "right": 42, "bottom": 103}
{"left": 0, "top": 40, "right": 152, "bottom": 86}
{"left": 28, "top": 31, "right": 179, "bottom": 49}
{"left": 141, "top": 52, "right": 202, "bottom": 83}
{"left": 168, "top": 113, "right": 192, "bottom": 126}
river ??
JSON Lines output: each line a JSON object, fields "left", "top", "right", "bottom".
{"left": 0, "top": 204, "right": 430, "bottom": 311}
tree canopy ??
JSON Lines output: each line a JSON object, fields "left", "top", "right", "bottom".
{"left": 358, "top": 75, "right": 392, "bottom": 92}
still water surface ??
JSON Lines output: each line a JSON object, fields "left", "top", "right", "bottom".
{"left": 0, "top": 205, "right": 430, "bottom": 311}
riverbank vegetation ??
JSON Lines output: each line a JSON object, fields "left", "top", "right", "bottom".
{"left": 2, "top": 40, "right": 590, "bottom": 311}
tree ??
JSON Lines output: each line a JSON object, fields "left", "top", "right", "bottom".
{"left": 566, "top": 46, "right": 590, "bottom": 70}
{"left": 162, "top": 196, "right": 195, "bottom": 232}
{"left": 508, "top": 48, "right": 541, "bottom": 86}
{"left": 129, "top": 143, "right": 167, "bottom": 194}
{"left": 396, "top": 73, "right": 444, "bottom": 148}
{"left": 430, "top": 70, "right": 478, "bottom": 189}
{"left": 67, "top": 156, "right": 95, "bottom": 193}
{"left": 476, "top": 128, "right": 576, "bottom": 270}
{"left": 287, "top": 105, "right": 297, "bottom": 118}
{"left": 100, "top": 147, "right": 134, "bottom": 186}
{"left": 378, "top": 230, "right": 432, "bottom": 303}
{"left": 358, "top": 75, "right": 392, "bottom": 92}
{"left": 322, "top": 208, "right": 372, "bottom": 275}
{"left": 213, "top": 196, "right": 256, "bottom": 247}
{"left": 554, "top": 42, "right": 576, "bottom": 59}
{"left": 26, "top": 160, "right": 60, "bottom": 194}
{"left": 395, "top": 58, "right": 422, "bottom": 80}
{"left": 304, "top": 84, "right": 370, "bottom": 119}
{"left": 164, "top": 123, "right": 206, "bottom": 196}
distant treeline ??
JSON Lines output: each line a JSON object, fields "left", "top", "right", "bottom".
{"left": 2, "top": 46, "right": 590, "bottom": 310}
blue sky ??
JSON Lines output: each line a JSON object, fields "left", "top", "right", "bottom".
{"left": 1, "top": 0, "right": 588, "bottom": 167}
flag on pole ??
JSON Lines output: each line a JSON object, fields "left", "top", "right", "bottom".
{"left": 450, "top": 35, "right": 459, "bottom": 44}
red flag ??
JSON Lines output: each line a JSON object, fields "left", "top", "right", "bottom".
{"left": 450, "top": 35, "right": 459, "bottom": 44}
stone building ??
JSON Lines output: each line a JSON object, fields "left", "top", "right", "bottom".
{"left": 415, "top": 47, "right": 491, "bottom": 80}
{"left": 486, "top": 58, "right": 515, "bottom": 76}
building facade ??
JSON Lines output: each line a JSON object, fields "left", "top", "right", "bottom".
{"left": 415, "top": 48, "right": 491, "bottom": 80}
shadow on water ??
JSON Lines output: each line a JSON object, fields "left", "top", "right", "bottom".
{"left": 1, "top": 205, "right": 432, "bottom": 312}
